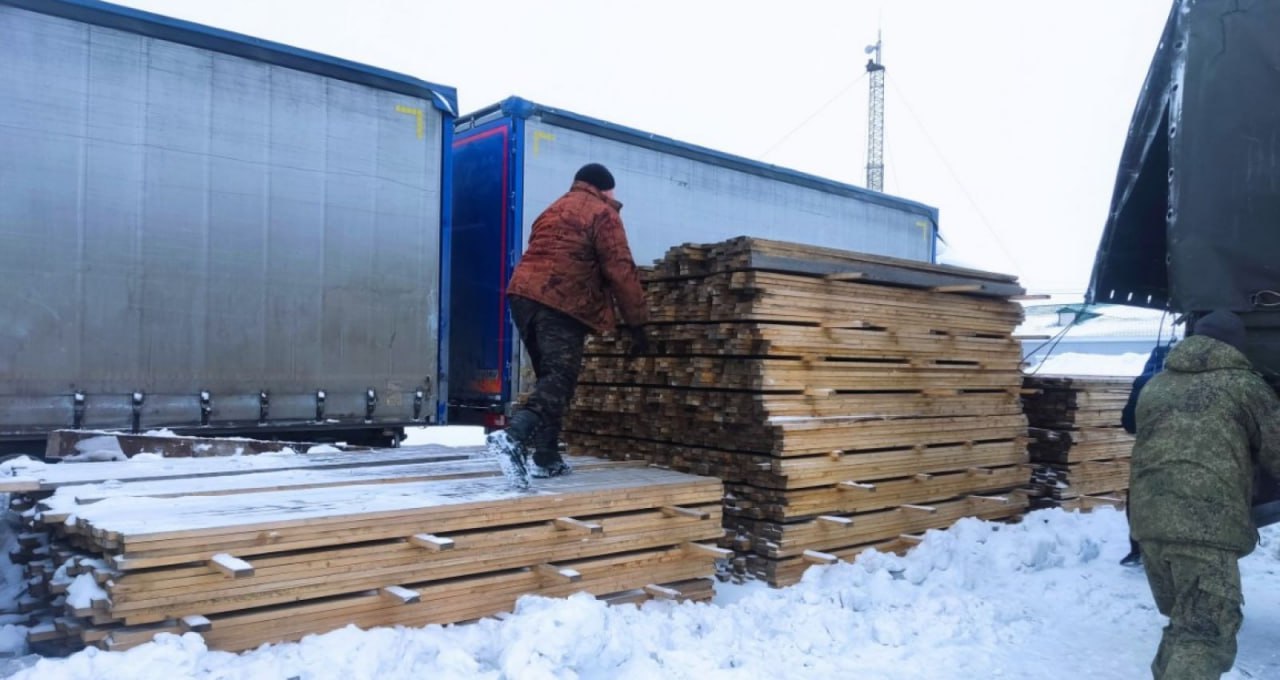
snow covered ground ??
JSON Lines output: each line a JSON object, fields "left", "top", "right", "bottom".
{"left": 1030, "top": 351, "right": 1149, "bottom": 377}
{"left": 8, "top": 506, "right": 1280, "bottom": 680}
{"left": 403, "top": 425, "right": 486, "bottom": 448}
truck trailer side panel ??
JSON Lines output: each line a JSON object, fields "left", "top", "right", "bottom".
{"left": 0, "top": 2, "right": 454, "bottom": 439}
{"left": 519, "top": 119, "right": 935, "bottom": 264}
{"left": 449, "top": 97, "right": 939, "bottom": 413}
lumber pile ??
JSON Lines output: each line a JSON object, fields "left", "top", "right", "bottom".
{"left": 564, "top": 237, "right": 1032, "bottom": 586}
{"left": 5, "top": 443, "right": 724, "bottom": 653}
{"left": 1023, "top": 375, "right": 1134, "bottom": 510}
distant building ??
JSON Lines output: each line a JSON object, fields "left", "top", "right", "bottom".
{"left": 1019, "top": 301, "right": 1180, "bottom": 370}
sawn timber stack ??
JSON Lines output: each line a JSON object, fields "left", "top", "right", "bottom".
{"left": 4, "top": 444, "right": 724, "bottom": 653}
{"left": 564, "top": 237, "right": 1031, "bottom": 586}
{"left": 1023, "top": 375, "right": 1134, "bottom": 511}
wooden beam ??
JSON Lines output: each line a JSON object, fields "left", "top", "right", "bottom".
{"left": 913, "top": 473, "right": 933, "bottom": 482}
{"left": 819, "top": 319, "right": 871, "bottom": 329}
{"left": 553, "top": 517, "right": 604, "bottom": 535}
{"left": 644, "top": 584, "right": 682, "bottom": 600}
{"left": 931, "top": 284, "right": 983, "bottom": 293}
{"left": 684, "top": 542, "right": 733, "bottom": 560}
{"left": 967, "top": 495, "right": 1010, "bottom": 506}
{"left": 408, "top": 533, "right": 455, "bottom": 551}
{"left": 816, "top": 515, "right": 854, "bottom": 528}
{"left": 900, "top": 533, "right": 926, "bottom": 544}
{"left": 380, "top": 586, "right": 421, "bottom": 604}
{"left": 901, "top": 504, "right": 937, "bottom": 515}
{"left": 802, "top": 549, "right": 839, "bottom": 565}
{"left": 661, "top": 506, "right": 710, "bottom": 520}
{"left": 838, "top": 481, "right": 876, "bottom": 492}
{"left": 534, "top": 563, "right": 582, "bottom": 583}
{"left": 209, "top": 553, "right": 254, "bottom": 578}
{"left": 180, "top": 615, "right": 212, "bottom": 632}
{"left": 804, "top": 387, "right": 836, "bottom": 398}
{"left": 968, "top": 467, "right": 995, "bottom": 476}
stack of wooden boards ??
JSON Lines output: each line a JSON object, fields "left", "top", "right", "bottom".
{"left": 5, "top": 444, "right": 725, "bottom": 653}
{"left": 1023, "top": 375, "right": 1135, "bottom": 510}
{"left": 564, "top": 237, "right": 1032, "bottom": 586}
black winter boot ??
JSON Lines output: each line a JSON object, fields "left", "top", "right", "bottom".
{"left": 1120, "top": 540, "right": 1142, "bottom": 567}
{"left": 486, "top": 410, "right": 539, "bottom": 490}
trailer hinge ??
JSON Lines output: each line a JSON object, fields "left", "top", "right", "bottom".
{"left": 258, "top": 391, "right": 270, "bottom": 423}
{"left": 365, "top": 388, "right": 378, "bottom": 422}
{"left": 131, "top": 392, "right": 145, "bottom": 433}
{"left": 72, "top": 392, "right": 86, "bottom": 429}
{"left": 199, "top": 390, "right": 212, "bottom": 426}
{"left": 315, "top": 390, "right": 326, "bottom": 422}
{"left": 413, "top": 388, "right": 425, "bottom": 421}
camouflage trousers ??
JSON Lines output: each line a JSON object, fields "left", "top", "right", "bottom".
{"left": 509, "top": 296, "right": 588, "bottom": 466}
{"left": 1141, "top": 541, "right": 1244, "bottom": 680}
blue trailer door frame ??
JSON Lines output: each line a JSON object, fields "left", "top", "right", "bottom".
{"left": 450, "top": 117, "right": 521, "bottom": 412}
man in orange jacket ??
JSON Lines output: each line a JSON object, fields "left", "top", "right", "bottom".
{"left": 487, "top": 163, "right": 649, "bottom": 488}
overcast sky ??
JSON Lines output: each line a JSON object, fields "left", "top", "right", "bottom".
{"left": 115, "top": 0, "right": 1172, "bottom": 295}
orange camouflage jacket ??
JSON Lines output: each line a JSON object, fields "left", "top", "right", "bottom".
{"left": 506, "top": 181, "right": 648, "bottom": 333}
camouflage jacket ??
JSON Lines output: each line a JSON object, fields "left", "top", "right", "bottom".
{"left": 1130, "top": 335, "right": 1280, "bottom": 555}
{"left": 506, "top": 182, "right": 648, "bottom": 334}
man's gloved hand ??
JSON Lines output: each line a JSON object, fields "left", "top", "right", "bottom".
{"left": 627, "top": 326, "right": 650, "bottom": 358}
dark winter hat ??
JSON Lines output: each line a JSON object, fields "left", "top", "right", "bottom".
{"left": 1194, "top": 310, "right": 1247, "bottom": 353}
{"left": 574, "top": 163, "right": 615, "bottom": 192}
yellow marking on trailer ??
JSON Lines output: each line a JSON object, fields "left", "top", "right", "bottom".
{"left": 533, "top": 131, "right": 556, "bottom": 156}
{"left": 917, "top": 220, "right": 931, "bottom": 250}
{"left": 395, "top": 105, "right": 425, "bottom": 139}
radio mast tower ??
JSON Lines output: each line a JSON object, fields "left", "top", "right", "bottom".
{"left": 865, "top": 32, "right": 885, "bottom": 192}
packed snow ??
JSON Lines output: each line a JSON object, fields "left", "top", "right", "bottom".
{"left": 1028, "top": 351, "right": 1149, "bottom": 377}
{"left": 403, "top": 425, "right": 487, "bottom": 447}
{"left": 10, "top": 508, "right": 1280, "bottom": 679}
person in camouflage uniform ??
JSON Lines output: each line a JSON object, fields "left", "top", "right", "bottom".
{"left": 486, "top": 163, "right": 649, "bottom": 489}
{"left": 1130, "top": 310, "right": 1280, "bottom": 679}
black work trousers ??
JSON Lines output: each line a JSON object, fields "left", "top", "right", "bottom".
{"left": 508, "top": 296, "right": 589, "bottom": 466}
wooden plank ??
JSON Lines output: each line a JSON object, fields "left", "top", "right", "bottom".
{"left": 104, "top": 481, "right": 727, "bottom": 571}
{"left": 534, "top": 564, "right": 582, "bottom": 583}
{"left": 180, "top": 615, "right": 212, "bottom": 632}
{"left": 71, "top": 467, "right": 717, "bottom": 548}
{"left": 643, "top": 584, "right": 682, "bottom": 600}
{"left": 106, "top": 547, "right": 712, "bottom": 652}
{"left": 682, "top": 542, "right": 733, "bottom": 559}
{"left": 105, "top": 483, "right": 720, "bottom": 571}
{"left": 380, "top": 586, "right": 421, "bottom": 604}
{"left": 802, "top": 550, "right": 839, "bottom": 565}
{"left": 729, "top": 465, "right": 1027, "bottom": 521}
{"left": 8, "top": 445, "right": 483, "bottom": 493}
{"left": 66, "top": 456, "right": 630, "bottom": 505}
{"left": 209, "top": 554, "right": 254, "bottom": 578}
{"left": 660, "top": 506, "right": 710, "bottom": 520}
{"left": 408, "top": 534, "right": 455, "bottom": 551}
{"left": 104, "top": 510, "right": 723, "bottom": 623}
{"left": 553, "top": 517, "right": 604, "bottom": 535}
